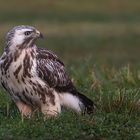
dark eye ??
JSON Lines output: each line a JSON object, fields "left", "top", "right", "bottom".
{"left": 24, "top": 31, "right": 32, "bottom": 36}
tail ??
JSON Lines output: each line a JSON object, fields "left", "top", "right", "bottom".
{"left": 58, "top": 89, "right": 97, "bottom": 114}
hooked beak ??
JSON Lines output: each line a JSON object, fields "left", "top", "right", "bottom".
{"left": 35, "top": 30, "right": 44, "bottom": 39}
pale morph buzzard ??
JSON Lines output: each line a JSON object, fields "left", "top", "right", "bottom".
{"left": 0, "top": 25, "right": 96, "bottom": 117}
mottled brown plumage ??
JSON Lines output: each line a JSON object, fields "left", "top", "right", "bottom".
{"left": 0, "top": 25, "right": 96, "bottom": 117}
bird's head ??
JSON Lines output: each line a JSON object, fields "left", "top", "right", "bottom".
{"left": 5, "top": 25, "right": 43, "bottom": 51}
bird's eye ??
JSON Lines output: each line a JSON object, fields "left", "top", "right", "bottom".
{"left": 24, "top": 31, "right": 32, "bottom": 36}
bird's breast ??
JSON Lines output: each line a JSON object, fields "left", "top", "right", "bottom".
{"left": 0, "top": 49, "right": 37, "bottom": 89}
{"left": 0, "top": 48, "right": 50, "bottom": 106}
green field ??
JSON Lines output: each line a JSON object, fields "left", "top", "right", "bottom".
{"left": 0, "top": 0, "right": 140, "bottom": 139}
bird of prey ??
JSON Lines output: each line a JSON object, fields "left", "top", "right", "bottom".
{"left": 0, "top": 25, "right": 96, "bottom": 117}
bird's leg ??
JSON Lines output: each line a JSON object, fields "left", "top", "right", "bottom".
{"left": 41, "top": 103, "right": 61, "bottom": 118}
{"left": 41, "top": 92, "right": 61, "bottom": 118}
{"left": 16, "top": 101, "right": 32, "bottom": 117}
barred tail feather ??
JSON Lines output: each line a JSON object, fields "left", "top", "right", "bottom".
{"left": 59, "top": 90, "right": 96, "bottom": 114}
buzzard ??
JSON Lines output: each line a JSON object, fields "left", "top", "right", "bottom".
{"left": 0, "top": 25, "right": 96, "bottom": 117}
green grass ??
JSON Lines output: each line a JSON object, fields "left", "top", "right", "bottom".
{"left": 0, "top": 0, "right": 140, "bottom": 139}
{"left": 0, "top": 65, "right": 140, "bottom": 140}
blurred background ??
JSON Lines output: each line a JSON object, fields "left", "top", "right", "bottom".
{"left": 0, "top": 0, "right": 140, "bottom": 69}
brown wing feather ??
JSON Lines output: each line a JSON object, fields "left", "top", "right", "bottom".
{"left": 36, "top": 48, "right": 74, "bottom": 91}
